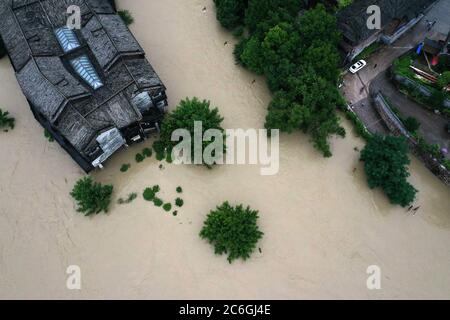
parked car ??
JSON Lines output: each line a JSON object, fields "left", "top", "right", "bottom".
{"left": 349, "top": 60, "right": 367, "bottom": 74}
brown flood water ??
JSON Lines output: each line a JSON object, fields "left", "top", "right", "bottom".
{"left": 0, "top": 0, "right": 449, "bottom": 299}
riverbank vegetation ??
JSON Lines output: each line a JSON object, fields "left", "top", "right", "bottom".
{"left": 213, "top": 2, "right": 345, "bottom": 157}
{"left": 360, "top": 135, "right": 417, "bottom": 207}
{"left": 153, "top": 97, "right": 225, "bottom": 166}
{"left": 0, "top": 108, "right": 15, "bottom": 132}
{"left": 70, "top": 177, "right": 113, "bottom": 216}
{"left": 200, "top": 201, "right": 263, "bottom": 263}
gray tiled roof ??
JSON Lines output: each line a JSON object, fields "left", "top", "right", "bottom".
{"left": 0, "top": 0, "right": 166, "bottom": 164}
{"left": 338, "top": 0, "right": 437, "bottom": 45}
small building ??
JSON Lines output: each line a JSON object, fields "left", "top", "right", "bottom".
{"left": 0, "top": 0, "right": 168, "bottom": 172}
{"left": 338, "top": 0, "right": 437, "bottom": 62}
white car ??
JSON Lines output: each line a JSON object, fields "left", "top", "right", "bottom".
{"left": 349, "top": 60, "right": 367, "bottom": 74}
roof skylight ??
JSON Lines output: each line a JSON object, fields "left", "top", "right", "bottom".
{"left": 70, "top": 55, "right": 104, "bottom": 90}
{"left": 55, "top": 27, "right": 80, "bottom": 52}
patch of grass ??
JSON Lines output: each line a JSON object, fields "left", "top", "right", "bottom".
{"left": 175, "top": 198, "right": 184, "bottom": 207}
{"left": 118, "top": 193, "right": 137, "bottom": 205}
{"left": 120, "top": 163, "right": 131, "bottom": 172}
{"left": 163, "top": 203, "right": 172, "bottom": 212}
{"left": 118, "top": 10, "right": 134, "bottom": 26}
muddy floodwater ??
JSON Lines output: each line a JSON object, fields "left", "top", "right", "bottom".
{"left": 0, "top": 0, "right": 449, "bottom": 299}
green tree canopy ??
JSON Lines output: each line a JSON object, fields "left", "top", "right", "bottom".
{"left": 360, "top": 135, "right": 417, "bottom": 207}
{"left": 70, "top": 177, "right": 113, "bottom": 216}
{"left": 200, "top": 201, "right": 263, "bottom": 263}
{"left": 154, "top": 97, "right": 225, "bottom": 167}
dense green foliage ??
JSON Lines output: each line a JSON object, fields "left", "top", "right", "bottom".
{"left": 200, "top": 201, "right": 263, "bottom": 263}
{"left": 403, "top": 117, "right": 421, "bottom": 134}
{"left": 437, "top": 71, "right": 450, "bottom": 89}
{"left": 213, "top": 2, "right": 345, "bottom": 156}
{"left": 175, "top": 197, "right": 184, "bottom": 207}
{"left": 360, "top": 135, "right": 417, "bottom": 207}
{"left": 0, "top": 108, "right": 15, "bottom": 131}
{"left": 120, "top": 163, "right": 131, "bottom": 172}
{"left": 143, "top": 185, "right": 160, "bottom": 201}
{"left": 213, "top": 0, "right": 248, "bottom": 30}
{"left": 154, "top": 97, "right": 225, "bottom": 166}
{"left": 70, "top": 177, "right": 113, "bottom": 216}
{"left": 163, "top": 203, "right": 172, "bottom": 212}
{"left": 118, "top": 10, "right": 134, "bottom": 26}
{"left": 135, "top": 153, "right": 145, "bottom": 163}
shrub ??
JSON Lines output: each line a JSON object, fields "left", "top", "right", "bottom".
{"left": 360, "top": 135, "right": 417, "bottom": 207}
{"left": 70, "top": 177, "right": 113, "bottom": 216}
{"left": 437, "top": 71, "right": 450, "bottom": 89}
{"left": 0, "top": 108, "right": 15, "bottom": 131}
{"left": 404, "top": 117, "right": 421, "bottom": 133}
{"left": 120, "top": 163, "right": 131, "bottom": 172}
{"left": 118, "top": 193, "right": 137, "bottom": 205}
{"left": 142, "top": 147, "right": 152, "bottom": 158}
{"left": 135, "top": 153, "right": 145, "bottom": 163}
{"left": 143, "top": 185, "right": 160, "bottom": 201}
{"left": 200, "top": 201, "right": 263, "bottom": 263}
{"left": 176, "top": 186, "right": 183, "bottom": 193}
{"left": 118, "top": 10, "right": 134, "bottom": 26}
{"left": 155, "top": 97, "right": 225, "bottom": 167}
{"left": 173, "top": 210, "right": 178, "bottom": 216}
{"left": 175, "top": 198, "right": 184, "bottom": 207}
{"left": 163, "top": 203, "right": 172, "bottom": 212}
{"left": 213, "top": 0, "right": 248, "bottom": 30}
{"left": 153, "top": 197, "right": 163, "bottom": 207}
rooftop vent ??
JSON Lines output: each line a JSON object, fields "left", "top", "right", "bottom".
{"left": 70, "top": 55, "right": 104, "bottom": 90}
{"left": 55, "top": 27, "right": 80, "bottom": 53}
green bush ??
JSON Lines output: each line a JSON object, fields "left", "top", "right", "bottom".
{"left": 175, "top": 197, "right": 184, "bottom": 207}
{"left": 176, "top": 186, "right": 183, "bottom": 193}
{"left": 163, "top": 203, "right": 172, "bottom": 212}
{"left": 437, "top": 72, "right": 450, "bottom": 89}
{"left": 360, "top": 135, "right": 417, "bottom": 207}
{"left": 0, "top": 108, "right": 15, "bottom": 131}
{"left": 70, "top": 177, "right": 113, "bottom": 216}
{"left": 135, "top": 153, "right": 145, "bottom": 163}
{"left": 143, "top": 185, "right": 160, "bottom": 201}
{"left": 44, "top": 129, "right": 55, "bottom": 142}
{"left": 200, "top": 201, "right": 263, "bottom": 263}
{"left": 155, "top": 97, "right": 225, "bottom": 167}
{"left": 153, "top": 197, "right": 163, "bottom": 207}
{"left": 142, "top": 147, "right": 152, "bottom": 158}
{"left": 404, "top": 117, "right": 421, "bottom": 133}
{"left": 120, "top": 163, "right": 131, "bottom": 172}
{"left": 118, "top": 10, "right": 134, "bottom": 26}
{"left": 172, "top": 211, "right": 178, "bottom": 216}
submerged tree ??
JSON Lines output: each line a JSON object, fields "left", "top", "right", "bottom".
{"left": 360, "top": 135, "right": 417, "bottom": 207}
{"left": 0, "top": 108, "right": 15, "bottom": 131}
{"left": 70, "top": 177, "right": 113, "bottom": 216}
{"left": 200, "top": 201, "right": 263, "bottom": 263}
{"left": 154, "top": 97, "right": 225, "bottom": 167}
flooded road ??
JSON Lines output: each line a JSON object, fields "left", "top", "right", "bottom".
{"left": 0, "top": 0, "right": 449, "bottom": 299}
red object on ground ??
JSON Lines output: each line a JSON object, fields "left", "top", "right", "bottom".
{"left": 432, "top": 55, "right": 439, "bottom": 66}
